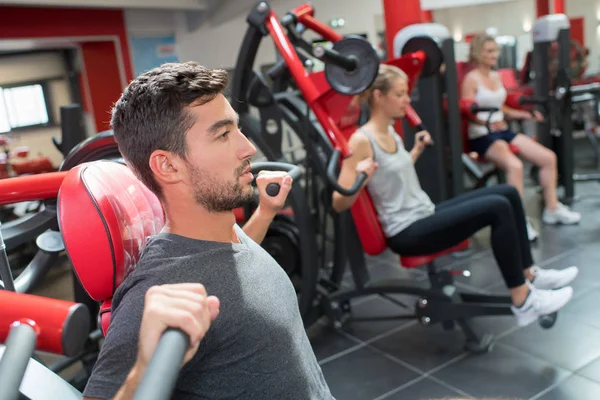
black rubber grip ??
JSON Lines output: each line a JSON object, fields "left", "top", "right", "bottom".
{"left": 327, "top": 150, "right": 368, "bottom": 196}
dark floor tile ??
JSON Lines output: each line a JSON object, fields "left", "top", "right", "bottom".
{"left": 381, "top": 376, "right": 470, "bottom": 400}
{"left": 577, "top": 356, "right": 600, "bottom": 384}
{"left": 369, "top": 322, "right": 468, "bottom": 373}
{"left": 537, "top": 374, "right": 600, "bottom": 400}
{"left": 307, "top": 323, "right": 362, "bottom": 362}
{"left": 341, "top": 295, "right": 416, "bottom": 342}
{"left": 562, "top": 289, "right": 600, "bottom": 330}
{"left": 499, "top": 313, "right": 600, "bottom": 372}
{"left": 432, "top": 345, "right": 569, "bottom": 399}
{"left": 320, "top": 346, "right": 421, "bottom": 400}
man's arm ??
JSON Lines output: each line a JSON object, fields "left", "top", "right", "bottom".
{"left": 82, "top": 282, "right": 219, "bottom": 400}
{"left": 242, "top": 171, "right": 293, "bottom": 244}
{"left": 241, "top": 206, "right": 277, "bottom": 245}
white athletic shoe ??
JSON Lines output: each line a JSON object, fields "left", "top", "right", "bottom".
{"left": 529, "top": 265, "right": 579, "bottom": 290}
{"left": 526, "top": 218, "right": 539, "bottom": 242}
{"left": 511, "top": 285, "right": 573, "bottom": 327}
{"left": 542, "top": 203, "right": 581, "bottom": 225}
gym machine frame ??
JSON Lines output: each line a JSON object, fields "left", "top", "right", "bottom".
{"left": 532, "top": 14, "right": 600, "bottom": 204}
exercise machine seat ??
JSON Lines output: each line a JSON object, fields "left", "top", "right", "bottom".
{"left": 58, "top": 160, "right": 165, "bottom": 335}
{"left": 400, "top": 240, "right": 469, "bottom": 268}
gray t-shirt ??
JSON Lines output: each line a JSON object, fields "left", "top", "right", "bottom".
{"left": 83, "top": 225, "right": 333, "bottom": 400}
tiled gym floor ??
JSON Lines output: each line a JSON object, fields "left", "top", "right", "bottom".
{"left": 306, "top": 175, "right": 600, "bottom": 400}
{"left": 27, "top": 139, "right": 600, "bottom": 399}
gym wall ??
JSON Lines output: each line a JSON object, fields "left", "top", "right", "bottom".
{"left": 0, "top": 6, "right": 134, "bottom": 136}
{"left": 0, "top": 52, "right": 70, "bottom": 166}
{"left": 173, "top": 0, "right": 384, "bottom": 70}
{"left": 433, "top": 0, "right": 599, "bottom": 74}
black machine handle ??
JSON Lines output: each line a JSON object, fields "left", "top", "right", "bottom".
{"left": 469, "top": 104, "right": 500, "bottom": 134}
{"left": 313, "top": 45, "right": 357, "bottom": 72}
{"left": 133, "top": 328, "right": 189, "bottom": 400}
{"left": 267, "top": 60, "right": 288, "bottom": 80}
{"left": 327, "top": 149, "right": 368, "bottom": 196}
{"left": 470, "top": 104, "right": 500, "bottom": 114}
{"left": 0, "top": 323, "right": 38, "bottom": 400}
{"left": 519, "top": 96, "right": 548, "bottom": 106}
{"left": 250, "top": 161, "right": 304, "bottom": 197}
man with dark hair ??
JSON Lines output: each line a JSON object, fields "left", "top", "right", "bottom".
{"left": 83, "top": 62, "right": 334, "bottom": 400}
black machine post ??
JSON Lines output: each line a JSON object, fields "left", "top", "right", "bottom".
{"left": 394, "top": 23, "right": 464, "bottom": 203}
{"left": 54, "top": 104, "right": 87, "bottom": 159}
{"left": 532, "top": 14, "right": 575, "bottom": 203}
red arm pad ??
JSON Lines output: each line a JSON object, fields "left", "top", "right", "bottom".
{"left": 0, "top": 291, "right": 90, "bottom": 357}
{"left": 404, "top": 105, "right": 423, "bottom": 128}
{"left": 11, "top": 157, "right": 54, "bottom": 175}
{"left": 0, "top": 171, "right": 67, "bottom": 206}
{"left": 459, "top": 99, "right": 477, "bottom": 117}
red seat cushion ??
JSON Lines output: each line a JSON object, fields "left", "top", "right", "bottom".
{"left": 58, "top": 160, "right": 165, "bottom": 334}
{"left": 401, "top": 240, "right": 469, "bottom": 268}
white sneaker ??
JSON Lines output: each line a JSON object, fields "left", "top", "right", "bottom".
{"left": 511, "top": 285, "right": 573, "bottom": 327}
{"left": 542, "top": 203, "right": 581, "bottom": 225}
{"left": 529, "top": 265, "right": 579, "bottom": 290}
{"left": 526, "top": 218, "right": 539, "bottom": 242}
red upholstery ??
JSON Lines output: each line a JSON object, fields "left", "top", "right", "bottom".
{"left": 401, "top": 240, "right": 469, "bottom": 268}
{"left": 349, "top": 191, "right": 387, "bottom": 255}
{"left": 58, "top": 160, "right": 165, "bottom": 335}
{"left": 497, "top": 68, "right": 519, "bottom": 90}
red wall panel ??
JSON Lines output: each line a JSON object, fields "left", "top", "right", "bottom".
{"left": 0, "top": 6, "right": 133, "bottom": 134}
{"left": 80, "top": 42, "right": 123, "bottom": 132}
{"left": 0, "top": 7, "right": 133, "bottom": 82}
{"left": 569, "top": 17, "right": 584, "bottom": 46}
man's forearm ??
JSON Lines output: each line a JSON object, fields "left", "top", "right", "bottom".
{"left": 242, "top": 206, "right": 276, "bottom": 244}
{"left": 112, "top": 363, "right": 145, "bottom": 400}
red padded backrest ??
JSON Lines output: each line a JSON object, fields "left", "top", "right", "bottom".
{"left": 456, "top": 62, "right": 476, "bottom": 154}
{"left": 497, "top": 68, "right": 518, "bottom": 90}
{"left": 58, "top": 160, "right": 165, "bottom": 334}
{"left": 349, "top": 191, "right": 387, "bottom": 255}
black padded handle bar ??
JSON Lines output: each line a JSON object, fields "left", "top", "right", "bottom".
{"left": 470, "top": 104, "right": 500, "bottom": 114}
{"left": 133, "top": 328, "right": 189, "bottom": 400}
{"left": 0, "top": 323, "right": 37, "bottom": 400}
{"left": 250, "top": 161, "right": 304, "bottom": 197}
{"left": 327, "top": 149, "right": 368, "bottom": 196}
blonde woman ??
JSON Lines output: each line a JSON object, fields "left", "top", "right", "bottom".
{"left": 461, "top": 34, "right": 580, "bottom": 240}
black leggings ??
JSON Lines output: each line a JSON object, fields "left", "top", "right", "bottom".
{"left": 387, "top": 184, "right": 533, "bottom": 289}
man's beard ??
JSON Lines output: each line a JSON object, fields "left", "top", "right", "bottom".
{"left": 187, "top": 160, "right": 254, "bottom": 213}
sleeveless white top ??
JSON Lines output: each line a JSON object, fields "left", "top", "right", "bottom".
{"left": 360, "top": 127, "right": 435, "bottom": 237}
{"left": 467, "top": 71, "right": 507, "bottom": 139}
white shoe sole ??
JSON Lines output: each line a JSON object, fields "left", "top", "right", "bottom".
{"left": 514, "top": 287, "right": 573, "bottom": 327}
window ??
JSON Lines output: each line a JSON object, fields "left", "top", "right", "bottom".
{"left": 0, "top": 83, "right": 50, "bottom": 133}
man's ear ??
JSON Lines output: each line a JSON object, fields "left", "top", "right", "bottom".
{"left": 149, "top": 150, "right": 185, "bottom": 186}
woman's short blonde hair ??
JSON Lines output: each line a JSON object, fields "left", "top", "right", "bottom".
{"left": 468, "top": 34, "right": 497, "bottom": 64}
{"left": 356, "top": 64, "right": 408, "bottom": 109}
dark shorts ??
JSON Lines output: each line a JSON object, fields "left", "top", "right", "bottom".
{"left": 469, "top": 129, "right": 517, "bottom": 157}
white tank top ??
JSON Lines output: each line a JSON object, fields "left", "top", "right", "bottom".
{"left": 467, "top": 71, "right": 507, "bottom": 139}
{"left": 360, "top": 127, "right": 435, "bottom": 238}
